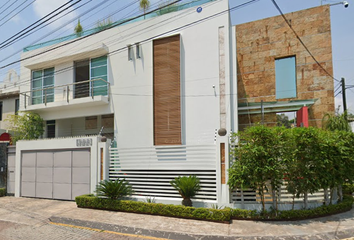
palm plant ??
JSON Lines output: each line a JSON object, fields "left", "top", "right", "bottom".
{"left": 95, "top": 179, "right": 133, "bottom": 200}
{"left": 322, "top": 111, "right": 351, "bottom": 132}
{"left": 170, "top": 175, "right": 201, "bottom": 206}
{"left": 139, "top": 0, "right": 150, "bottom": 19}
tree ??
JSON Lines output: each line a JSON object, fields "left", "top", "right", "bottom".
{"left": 6, "top": 112, "right": 44, "bottom": 143}
{"left": 74, "top": 19, "right": 83, "bottom": 37}
{"left": 139, "top": 0, "right": 150, "bottom": 19}
{"left": 95, "top": 179, "right": 133, "bottom": 200}
{"left": 228, "top": 125, "right": 286, "bottom": 211}
{"left": 322, "top": 111, "right": 351, "bottom": 132}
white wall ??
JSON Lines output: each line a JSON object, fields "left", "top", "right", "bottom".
{"left": 19, "top": 0, "right": 235, "bottom": 148}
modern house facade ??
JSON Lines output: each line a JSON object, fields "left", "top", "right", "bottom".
{"left": 11, "top": 0, "right": 335, "bottom": 207}
{"left": 15, "top": 0, "right": 237, "bottom": 205}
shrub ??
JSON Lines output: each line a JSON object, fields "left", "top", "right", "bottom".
{"left": 76, "top": 194, "right": 353, "bottom": 222}
{"left": 343, "top": 183, "right": 354, "bottom": 195}
{"left": 170, "top": 175, "right": 201, "bottom": 206}
{"left": 95, "top": 179, "right": 133, "bottom": 200}
{"left": 0, "top": 188, "right": 5, "bottom": 197}
{"left": 75, "top": 195, "right": 231, "bottom": 223}
{"left": 230, "top": 195, "right": 353, "bottom": 220}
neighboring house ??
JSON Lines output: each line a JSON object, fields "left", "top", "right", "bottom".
{"left": 0, "top": 69, "right": 20, "bottom": 138}
{"left": 12, "top": 1, "right": 335, "bottom": 207}
{"left": 236, "top": 5, "right": 334, "bottom": 130}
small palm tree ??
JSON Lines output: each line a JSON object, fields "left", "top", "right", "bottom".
{"left": 170, "top": 175, "right": 201, "bottom": 206}
{"left": 139, "top": 0, "right": 150, "bottom": 19}
{"left": 74, "top": 19, "right": 83, "bottom": 37}
{"left": 95, "top": 179, "right": 133, "bottom": 200}
{"left": 322, "top": 111, "right": 351, "bottom": 132}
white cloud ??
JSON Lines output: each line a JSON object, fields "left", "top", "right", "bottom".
{"left": 10, "top": 15, "right": 22, "bottom": 24}
{"left": 33, "top": 0, "right": 78, "bottom": 31}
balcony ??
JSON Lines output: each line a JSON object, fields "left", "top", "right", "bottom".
{"left": 20, "top": 78, "right": 110, "bottom": 112}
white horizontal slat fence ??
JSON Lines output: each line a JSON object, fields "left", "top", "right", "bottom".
{"left": 109, "top": 145, "right": 217, "bottom": 201}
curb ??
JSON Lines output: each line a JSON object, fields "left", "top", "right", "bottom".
{"left": 49, "top": 216, "right": 354, "bottom": 240}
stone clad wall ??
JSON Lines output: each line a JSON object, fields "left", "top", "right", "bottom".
{"left": 236, "top": 5, "right": 335, "bottom": 128}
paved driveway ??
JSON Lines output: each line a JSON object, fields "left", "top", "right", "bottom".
{"left": 0, "top": 197, "right": 162, "bottom": 240}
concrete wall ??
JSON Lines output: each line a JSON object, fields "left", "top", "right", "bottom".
{"left": 236, "top": 5, "right": 335, "bottom": 128}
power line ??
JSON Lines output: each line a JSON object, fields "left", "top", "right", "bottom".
{"left": 0, "top": 0, "right": 81, "bottom": 50}
{"left": 0, "top": 0, "right": 19, "bottom": 16}
{"left": 0, "top": 0, "right": 183, "bottom": 70}
{"left": 1, "top": 0, "right": 258, "bottom": 93}
{"left": 270, "top": 0, "right": 340, "bottom": 83}
{"left": 0, "top": 1, "right": 11, "bottom": 11}
{"left": 0, "top": 0, "right": 36, "bottom": 28}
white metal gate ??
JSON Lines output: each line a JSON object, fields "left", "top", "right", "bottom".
{"left": 20, "top": 149, "right": 90, "bottom": 200}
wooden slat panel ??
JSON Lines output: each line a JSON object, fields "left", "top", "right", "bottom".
{"left": 153, "top": 35, "right": 181, "bottom": 146}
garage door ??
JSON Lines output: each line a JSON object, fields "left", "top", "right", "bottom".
{"left": 20, "top": 149, "right": 90, "bottom": 200}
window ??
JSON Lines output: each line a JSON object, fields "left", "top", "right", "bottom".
{"left": 136, "top": 43, "right": 141, "bottom": 59}
{"left": 127, "top": 45, "right": 132, "bottom": 61}
{"left": 32, "top": 68, "right": 54, "bottom": 104}
{"left": 0, "top": 102, "right": 2, "bottom": 121}
{"left": 275, "top": 56, "right": 297, "bottom": 99}
{"left": 91, "top": 56, "right": 108, "bottom": 96}
{"left": 153, "top": 35, "right": 181, "bottom": 145}
{"left": 46, "top": 120, "right": 55, "bottom": 138}
{"left": 15, "top": 99, "right": 19, "bottom": 115}
{"left": 74, "top": 56, "right": 108, "bottom": 99}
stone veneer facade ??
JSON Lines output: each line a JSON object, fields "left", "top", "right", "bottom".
{"left": 236, "top": 5, "right": 335, "bottom": 129}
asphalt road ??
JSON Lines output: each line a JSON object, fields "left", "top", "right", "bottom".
{"left": 0, "top": 219, "right": 169, "bottom": 240}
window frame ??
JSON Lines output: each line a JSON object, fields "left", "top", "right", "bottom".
{"left": 275, "top": 56, "right": 297, "bottom": 100}
{"left": 31, "top": 67, "right": 55, "bottom": 105}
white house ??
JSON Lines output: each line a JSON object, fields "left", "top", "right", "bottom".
{"left": 15, "top": 0, "right": 237, "bottom": 206}
{"left": 0, "top": 69, "right": 20, "bottom": 138}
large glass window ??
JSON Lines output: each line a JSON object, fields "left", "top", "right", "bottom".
{"left": 275, "top": 56, "right": 297, "bottom": 99}
{"left": 32, "top": 68, "right": 54, "bottom": 104}
{"left": 91, "top": 56, "right": 108, "bottom": 96}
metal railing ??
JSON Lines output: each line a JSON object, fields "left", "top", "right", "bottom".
{"left": 20, "top": 78, "right": 110, "bottom": 109}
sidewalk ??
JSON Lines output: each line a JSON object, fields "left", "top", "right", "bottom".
{"left": 1, "top": 197, "right": 354, "bottom": 240}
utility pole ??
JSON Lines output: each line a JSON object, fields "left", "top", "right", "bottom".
{"left": 341, "top": 77, "right": 347, "bottom": 112}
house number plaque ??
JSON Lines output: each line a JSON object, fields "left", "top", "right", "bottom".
{"left": 76, "top": 139, "right": 92, "bottom": 147}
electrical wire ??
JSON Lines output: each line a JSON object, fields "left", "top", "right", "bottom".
{"left": 1, "top": 0, "right": 258, "bottom": 93}
{"left": 0, "top": 0, "right": 81, "bottom": 50}
{"left": 0, "top": 0, "right": 36, "bottom": 28}
{"left": 270, "top": 0, "right": 340, "bottom": 83}
{"left": 0, "top": 0, "right": 19, "bottom": 16}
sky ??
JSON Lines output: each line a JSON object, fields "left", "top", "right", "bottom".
{"left": 0, "top": 0, "right": 353, "bottom": 114}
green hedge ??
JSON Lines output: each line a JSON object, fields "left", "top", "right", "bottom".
{"left": 75, "top": 195, "right": 231, "bottom": 223}
{"left": 76, "top": 194, "right": 353, "bottom": 222}
{"left": 231, "top": 195, "right": 354, "bottom": 220}
{"left": 0, "top": 188, "right": 5, "bottom": 197}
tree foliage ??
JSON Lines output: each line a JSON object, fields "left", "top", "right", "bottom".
{"left": 139, "top": 0, "right": 150, "bottom": 18}
{"left": 74, "top": 19, "right": 83, "bottom": 36}
{"left": 228, "top": 126, "right": 354, "bottom": 210}
{"left": 96, "top": 18, "right": 113, "bottom": 31}
{"left": 322, "top": 111, "right": 351, "bottom": 132}
{"left": 6, "top": 112, "right": 44, "bottom": 142}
